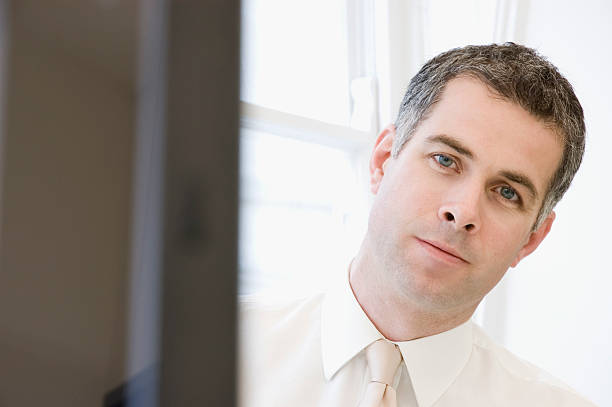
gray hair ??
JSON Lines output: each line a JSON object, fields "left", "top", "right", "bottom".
{"left": 393, "top": 43, "right": 585, "bottom": 230}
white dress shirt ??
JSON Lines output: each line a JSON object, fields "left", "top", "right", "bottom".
{"left": 238, "top": 272, "right": 596, "bottom": 407}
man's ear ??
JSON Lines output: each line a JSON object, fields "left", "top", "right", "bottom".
{"left": 511, "top": 211, "right": 556, "bottom": 268}
{"left": 370, "top": 125, "right": 396, "bottom": 194}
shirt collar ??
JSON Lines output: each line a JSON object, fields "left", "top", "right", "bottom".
{"left": 321, "top": 270, "right": 473, "bottom": 407}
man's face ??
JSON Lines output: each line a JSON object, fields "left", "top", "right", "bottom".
{"left": 367, "top": 76, "right": 562, "bottom": 314}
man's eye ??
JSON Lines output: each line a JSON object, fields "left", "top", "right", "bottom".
{"left": 434, "top": 154, "right": 456, "bottom": 168}
{"left": 497, "top": 185, "right": 519, "bottom": 201}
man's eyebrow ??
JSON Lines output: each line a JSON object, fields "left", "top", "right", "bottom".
{"left": 425, "top": 134, "right": 474, "bottom": 159}
{"left": 500, "top": 170, "right": 539, "bottom": 201}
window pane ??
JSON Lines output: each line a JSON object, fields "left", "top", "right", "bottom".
{"left": 241, "top": 0, "right": 351, "bottom": 126}
{"left": 423, "top": 0, "right": 497, "bottom": 60}
{"left": 239, "top": 128, "right": 367, "bottom": 295}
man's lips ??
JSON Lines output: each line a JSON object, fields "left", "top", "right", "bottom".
{"left": 417, "top": 238, "right": 470, "bottom": 264}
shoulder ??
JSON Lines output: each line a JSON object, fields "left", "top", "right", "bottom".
{"left": 237, "top": 291, "right": 327, "bottom": 405}
{"left": 239, "top": 290, "right": 326, "bottom": 340}
{"left": 469, "top": 323, "right": 597, "bottom": 407}
{"left": 239, "top": 290, "right": 326, "bottom": 314}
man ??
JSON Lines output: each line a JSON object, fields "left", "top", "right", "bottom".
{"left": 239, "top": 43, "right": 595, "bottom": 406}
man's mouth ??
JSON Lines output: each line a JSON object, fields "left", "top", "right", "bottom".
{"left": 417, "top": 238, "right": 470, "bottom": 264}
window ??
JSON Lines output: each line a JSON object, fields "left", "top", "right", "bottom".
{"left": 241, "top": 0, "right": 351, "bottom": 125}
{"left": 239, "top": 0, "right": 375, "bottom": 295}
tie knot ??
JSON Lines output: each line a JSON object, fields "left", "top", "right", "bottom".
{"left": 365, "top": 339, "right": 402, "bottom": 386}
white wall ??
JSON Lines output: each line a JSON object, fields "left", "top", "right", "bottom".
{"left": 483, "top": 2, "right": 612, "bottom": 406}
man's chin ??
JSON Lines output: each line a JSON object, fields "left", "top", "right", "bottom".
{"left": 390, "top": 269, "right": 469, "bottom": 310}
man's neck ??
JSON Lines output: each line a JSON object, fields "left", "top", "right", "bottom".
{"left": 348, "top": 250, "right": 476, "bottom": 342}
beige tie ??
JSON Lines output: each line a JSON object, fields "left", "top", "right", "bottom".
{"left": 358, "top": 339, "right": 403, "bottom": 407}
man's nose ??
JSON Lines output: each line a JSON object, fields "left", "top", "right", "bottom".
{"left": 437, "top": 186, "right": 482, "bottom": 234}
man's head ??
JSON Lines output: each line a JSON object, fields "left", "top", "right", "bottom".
{"left": 362, "top": 43, "right": 585, "bottom": 317}
{"left": 394, "top": 43, "right": 585, "bottom": 230}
